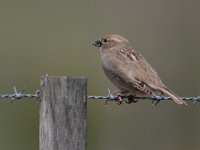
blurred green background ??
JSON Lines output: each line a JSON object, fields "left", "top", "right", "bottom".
{"left": 0, "top": 0, "right": 200, "bottom": 150}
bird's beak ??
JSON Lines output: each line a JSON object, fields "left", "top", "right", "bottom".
{"left": 93, "top": 40, "right": 103, "bottom": 47}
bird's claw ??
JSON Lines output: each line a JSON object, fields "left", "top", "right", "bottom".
{"left": 115, "top": 96, "right": 124, "bottom": 105}
{"left": 125, "top": 95, "right": 138, "bottom": 104}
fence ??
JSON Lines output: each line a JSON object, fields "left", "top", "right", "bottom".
{"left": 0, "top": 75, "right": 200, "bottom": 150}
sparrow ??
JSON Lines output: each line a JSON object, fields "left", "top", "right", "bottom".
{"left": 93, "top": 34, "right": 187, "bottom": 105}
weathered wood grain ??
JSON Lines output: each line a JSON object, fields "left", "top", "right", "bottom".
{"left": 39, "top": 76, "right": 87, "bottom": 150}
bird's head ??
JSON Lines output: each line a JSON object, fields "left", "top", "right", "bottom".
{"left": 93, "top": 34, "right": 129, "bottom": 50}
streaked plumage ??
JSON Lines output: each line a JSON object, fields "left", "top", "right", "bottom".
{"left": 93, "top": 34, "right": 187, "bottom": 105}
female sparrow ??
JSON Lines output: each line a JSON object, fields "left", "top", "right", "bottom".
{"left": 93, "top": 34, "right": 187, "bottom": 105}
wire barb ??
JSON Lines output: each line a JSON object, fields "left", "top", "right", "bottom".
{"left": 0, "top": 87, "right": 39, "bottom": 101}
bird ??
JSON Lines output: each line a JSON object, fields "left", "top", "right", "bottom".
{"left": 93, "top": 34, "right": 187, "bottom": 105}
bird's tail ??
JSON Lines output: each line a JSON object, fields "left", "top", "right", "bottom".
{"left": 157, "top": 86, "right": 187, "bottom": 105}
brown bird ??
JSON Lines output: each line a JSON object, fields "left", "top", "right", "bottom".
{"left": 93, "top": 34, "right": 187, "bottom": 105}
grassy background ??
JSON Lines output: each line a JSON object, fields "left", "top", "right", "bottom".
{"left": 0, "top": 0, "right": 200, "bottom": 150}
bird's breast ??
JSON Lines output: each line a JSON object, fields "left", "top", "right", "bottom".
{"left": 101, "top": 52, "right": 120, "bottom": 73}
{"left": 101, "top": 52, "right": 129, "bottom": 91}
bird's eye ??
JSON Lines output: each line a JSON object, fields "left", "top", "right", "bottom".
{"left": 103, "top": 39, "right": 108, "bottom": 43}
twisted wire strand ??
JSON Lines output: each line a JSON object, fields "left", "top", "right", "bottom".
{"left": 0, "top": 86, "right": 39, "bottom": 100}
{"left": 0, "top": 87, "right": 199, "bottom": 105}
{"left": 87, "top": 95, "right": 200, "bottom": 101}
{"left": 87, "top": 89, "right": 200, "bottom": 106}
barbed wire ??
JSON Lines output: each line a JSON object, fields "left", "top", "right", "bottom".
{"left": 88, "top": 89, "right": 200, "bottom": 106}
{"left": 0, "top": 87, "right": 199, "bottom": 105}
{"left": 0, "top": 86, "right": 39, "bottom": 101}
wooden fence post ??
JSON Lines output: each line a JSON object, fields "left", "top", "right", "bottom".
{"left": 39, "top": 76, "right": 87, "bottom": 150}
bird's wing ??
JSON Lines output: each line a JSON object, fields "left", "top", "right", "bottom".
{"left": 116, "top": 64, "right": 155, "bottom": 95}
{"left": 127, "top": 78, "right": 155, "bottom": 95}
{"left": 116, "top": 47, "right": 165, "bottom": 95}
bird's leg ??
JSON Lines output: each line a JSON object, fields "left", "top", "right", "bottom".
{"left": 112, "top": 90, "right": 129, "bottom": 105}
{"left": 116, "top": 96, "right": 123, "bottom": 105}
{"left": 125, "top": 95, "right": 138, "bottom": 104}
